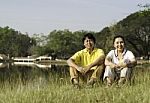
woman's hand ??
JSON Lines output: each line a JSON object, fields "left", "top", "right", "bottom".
{"left": 117, "top": 62, "right": 127, "bottom": 69}
{"left": 110, "top": 63, "right": 118, "bottom": 69}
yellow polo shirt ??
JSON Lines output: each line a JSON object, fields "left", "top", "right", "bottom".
{"left": 71, "top": 48, "right": 105, "bottom": 70}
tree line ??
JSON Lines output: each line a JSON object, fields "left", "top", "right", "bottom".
{"left": 0, "top": 8, "right": 150, "bottom": 60}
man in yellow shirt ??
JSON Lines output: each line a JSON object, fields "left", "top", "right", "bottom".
{"left": 67, "top": 33, "right": 105, "bottom": 88}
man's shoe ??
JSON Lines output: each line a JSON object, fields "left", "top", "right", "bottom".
{"left": 86, "top": 79, "right": 95, "bottom": 88}
{"left": 72, "top": 78, "right": 81, "bottom": 89}
{"left": 73, "top": 78, "right": 79, "bottom": 85}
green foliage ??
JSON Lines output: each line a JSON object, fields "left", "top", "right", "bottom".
{"left": 1, "top": 7, "right": 150, "bottom": 59}
{"left": 46, "top": 30, "right": 88, "bottom": 59}
{"left": 96, "top": 27, "right": 114, "bottom": 54}
{"left": 34, "top": 8, "right": 150, "bottom": 58}
{"left": 94, "top": 7, "right": 150, "bottom": 58}
{"left": 111, "top": 9, "right": 150, "bottom": 57}
{"left": 0, "top": 26, "right": 36, "bottom": 57}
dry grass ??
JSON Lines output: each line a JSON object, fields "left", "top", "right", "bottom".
{"left": 0, "top": 64, "right": 150, "bottom": 103}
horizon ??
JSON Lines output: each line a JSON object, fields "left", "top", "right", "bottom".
{"left": 0, "top": 0, "right": 148, "bottom": 35}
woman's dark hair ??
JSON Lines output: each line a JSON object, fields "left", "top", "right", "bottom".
{"left": 113, "top": 35, "right": 125, "bottom": 44}
{"left": 82, "top": 33, "right": 96, "bottom": 43}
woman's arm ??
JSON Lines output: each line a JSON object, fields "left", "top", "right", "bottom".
{"left": 105, "top": 56, "right": 117, "bottom": 69}
{"left": 126, "top": 58, "right": 137, "bottom": 68}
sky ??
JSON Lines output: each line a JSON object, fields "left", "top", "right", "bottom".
{"left": 0, "top": 0, "right": 149, "bottom": 35}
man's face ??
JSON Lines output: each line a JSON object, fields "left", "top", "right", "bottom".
{"left": 114, "top": 37, "right": 125, "bottom": 51}
{"left": 84, "top": 37, "right": 94, "bottom": 50}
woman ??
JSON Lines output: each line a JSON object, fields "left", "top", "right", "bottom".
{"left": 103, "top": 35, "right": 137, "bottom": 86}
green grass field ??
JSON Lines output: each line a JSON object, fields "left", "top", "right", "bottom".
{"left": 0, "top": 64, "right": 150, "bottom": 103}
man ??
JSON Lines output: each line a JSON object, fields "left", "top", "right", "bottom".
{"left": 67, "top": 33, "right": 105, "bottom": 87}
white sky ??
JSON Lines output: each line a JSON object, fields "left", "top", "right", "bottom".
{"left": 0, "top": 0, "right": 149, "bottom": 35}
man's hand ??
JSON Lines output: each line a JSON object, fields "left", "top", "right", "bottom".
{"left": 76, "top": 66, "right": 85, "bottom": 73}
{"left": 82, "top": 66, "right": 91, "bottom": 74}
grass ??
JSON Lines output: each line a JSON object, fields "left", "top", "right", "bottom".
{"left": 0, "top": 64, "right": 150, "bottom": 103}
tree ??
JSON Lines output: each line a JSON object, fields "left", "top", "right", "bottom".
{"left": 0, "top": 26, "right": 36, "bottom": 57}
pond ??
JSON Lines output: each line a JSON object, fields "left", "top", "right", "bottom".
{"left": 0, "top": 61, "right": 150, "bottom": 87}
{"left": 0, "top": 62, "right": 70, "bottom": 86}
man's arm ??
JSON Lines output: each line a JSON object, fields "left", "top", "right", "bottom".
{"left": 84, "top": 55, "right": 105, "bottom": 73}
{"left": 89, "top": 55, "right": 105, "bottom": 68}
{"left": 67, "top": 58, "right": 84, "bottom": 72}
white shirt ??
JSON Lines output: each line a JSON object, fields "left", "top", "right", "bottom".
{"left": 106, "top": 49, "right": 135, "bottom": 64}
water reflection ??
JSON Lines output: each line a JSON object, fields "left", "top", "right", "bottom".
{"left": 0, "top": 62, "right": 69, "bottom": 85}
{"left": 0, "top": 63, "right": 9, "bottom": 68}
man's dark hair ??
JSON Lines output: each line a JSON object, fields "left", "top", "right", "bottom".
{"left": 82, "top": 33, "right": 96, "bottom": 43}
{"left": 113, "top": 35, "right": 125, "bottom": 44}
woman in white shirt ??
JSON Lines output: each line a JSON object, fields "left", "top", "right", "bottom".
{"left": 103, "top": 35, "right": 137, "bottom": 86}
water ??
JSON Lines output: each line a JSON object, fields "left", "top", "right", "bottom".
{"left": 0, "top": 62, "right": 69, "bottom": 85}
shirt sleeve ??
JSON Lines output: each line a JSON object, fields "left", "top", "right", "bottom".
{"left": 106, "top": 50, "right": 114, "bottom": 59}
{"left": 97, "top": 49, "right": 105, "bottom": 57}
{"left": 70, "top": 51, "right": 81, "bottom": 64}
{"left": 126, "top": 51, "right": 135, "bottom": 60}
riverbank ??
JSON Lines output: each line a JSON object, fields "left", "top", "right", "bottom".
{"left": 34, "top": 59, "right": 67, "bottom": 65}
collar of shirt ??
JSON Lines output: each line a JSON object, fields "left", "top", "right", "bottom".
{"left": 83, "top": 48, "right": 97, "bottom": 54}
{"left": 114, "top": 49, "right": 127, "bottom": 57}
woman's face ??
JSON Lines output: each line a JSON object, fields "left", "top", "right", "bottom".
{"left": 114, "top": 37, "right": 125, "bottom": 52}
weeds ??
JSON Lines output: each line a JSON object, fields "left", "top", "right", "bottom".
{"left": 0, "top": 64, "right": 150, "bottom": 103}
